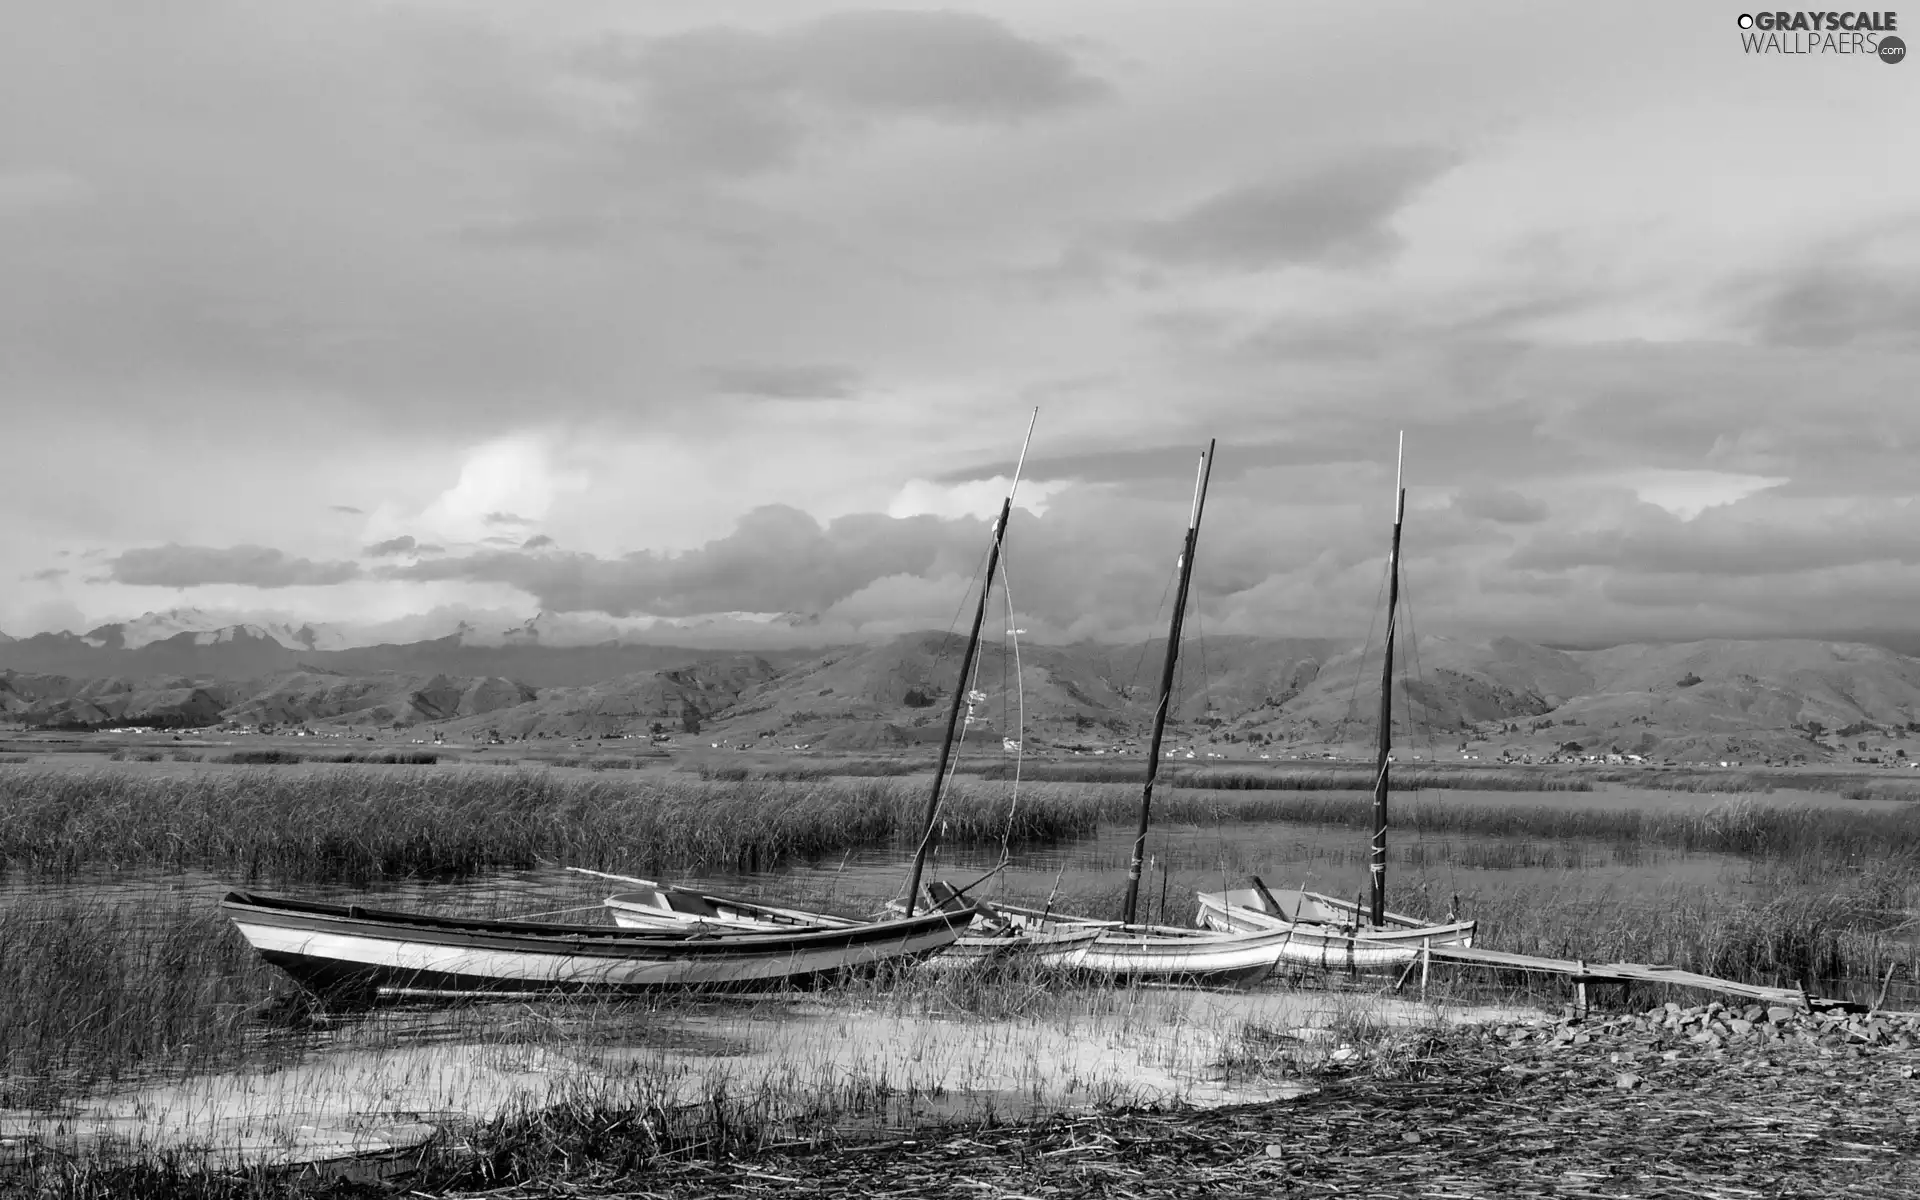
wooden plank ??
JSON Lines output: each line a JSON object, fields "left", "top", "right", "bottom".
{"left": 1422, "top": 944, "right": 1805, "bottom": 1007}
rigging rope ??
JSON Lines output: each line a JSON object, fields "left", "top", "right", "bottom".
{"left": 994, "top": 549, "right": 1027, "bottom": 875}
{"left": 1126, "top": 564, "right": 1179, "bottom": 705}
{"left": 1336, "top": 553, "right": 1392, "bottom": 754}
{"left": 898, "top": 546, "right": 998, "bottom": 901}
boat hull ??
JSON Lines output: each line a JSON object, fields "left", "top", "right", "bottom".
{"left": 223, "top": 891, "right": 975, "bottom": 1002}
{"left": 1194, "top": 888, "right": 1475, "bottom": 970}
{"left": 607, "top": 886, "right": 1103, "bottom": 969}
{"left": 1071, "top": 925, "right": 1300, "bottom": 989}
{"left": 603, "top": 886, "right": 860, "bottom": 932}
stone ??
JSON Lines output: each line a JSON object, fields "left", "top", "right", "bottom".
{"left": 1729, "top": 1019, "right": 1754, "bottom": 1036}
{"left": 1266, "top": 1144, "right": 1285, "bottom": 1158}
{"left": 1767, "top": 1006, "right": 1796, "bottom": 1025}
{"left": 1614, "top": 1072, "right": 1641, "bottom": 1090}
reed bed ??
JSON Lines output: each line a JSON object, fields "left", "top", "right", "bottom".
{"left": 0, "top": 894, "right": 285, "bottom": 1106}
{"left": 1598, "top": 765, "right": 1920, "bottom": 803}
{"left": 1153, "top": 788, "right": 1920, "bottom": 864}
{"left": 972, "top": 762, "right": 1592, "bottom": 791}
{"left": 1431, "top": 862, "right": 1920, "bottom": 997}
{"left": 698, "top": 759, "right": 929, "bottom": 782}
{"left": 8, "top": 768, "right": 1918, "bottom": 884}
{"left": 214, "top": 749, "right": 304, "bottom": 765}
{"left": 0, "top": 769, "right": 1125, "bottom": 882}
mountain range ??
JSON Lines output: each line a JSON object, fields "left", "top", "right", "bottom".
{"left": 6, "top": 614, "right": 1920, "bottom": 762}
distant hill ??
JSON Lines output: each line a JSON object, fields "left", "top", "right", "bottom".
{"left": 0, "top": 625, "right": 829, "bottom": 688}
{"left": 0, "top": 672, "right": 242, "bottom": 731}
{"left": 9, "top": 617, "right": 1920, "bottom": 763}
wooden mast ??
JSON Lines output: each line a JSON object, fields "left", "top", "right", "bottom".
{"left": 1122, "top": 440, "right": 1215, "bottom": 926}
{"left": 903, "top": 409, "right": 1039, "bottom": 918}
{"left": 1369, "top": 432, "right": 1405, "bottom": 929}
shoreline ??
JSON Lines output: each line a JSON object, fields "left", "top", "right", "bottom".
{"left": 7, "top": 1001, "right": 1918, "bottom": 1198}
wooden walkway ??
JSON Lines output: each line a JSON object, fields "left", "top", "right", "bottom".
{"left": 1417, "top": 943, "right": 1842, "bottom": 1013}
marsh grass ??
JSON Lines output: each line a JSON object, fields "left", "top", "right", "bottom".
{"left": 699, "top": 760, "right": 931, "bottom": 782}
{"left": 972, "top": 763, "right": 1592, "bottom": 791}
{"left": 1597, "top": 766, "right": 1920, "bottom": 803}
{"left": 0, "top": 770, "right": 1124, "bottom": 882}
{"left": 1439, "top": 860, "right": 1920, "bottom": 1001}
{"left": 8, "top": 769, "right": 1920, "bottom": 884}
{"left": 215, "top": 750, "right": 304, "bottom": 765}
{"left": 0, "top": 894, "right": 287, "bottom": 1106}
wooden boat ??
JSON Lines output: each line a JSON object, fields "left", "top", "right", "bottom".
{"left": 1193, "top": 883, "right": 1475, "bottom": 969}
{"left": 1190, "top": 435, "right": 1477, "bottom": 969}
{"left": 599, "top": 874, "right": 1103, "bottom": 969}
{"left": 923, "top": 441, "right": 1300, "bottom": 990}
{"left": 600, "top": 413, "right": 1105, "bottom": 975}
{"left": 598, "top": 876, "right": 861, "bottom": 932}
{"left": 221, "top": 889, "right": 976, "bottom": 1002}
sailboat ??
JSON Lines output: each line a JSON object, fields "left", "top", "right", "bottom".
{"left": 600, "top": 438, "right": 1302, "bottom": 987}
{"left": 919, "top": 439, "right": 1310, "bottom": 988}
{"left": 1193, "top": 435, "right": 1476, "bottom": 966}
{"left": 594, "top": 410, "right": 1100, "bottom": 970}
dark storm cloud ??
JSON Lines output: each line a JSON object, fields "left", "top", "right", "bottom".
{"left": 1452, "top": 486, "right": 1548, "bottom": 524}
{"left": 1744, "top": 267, "right": 1920, "bottom": 351}
{"left": 107, "top": 544, "right": 364, "bottom": 588}
{"left": 706, "top": 362, "right": 862, "bottom": 399}
{"left": 1509, "top": 500, "right": 1920, "bottom": 578}
{"left": 385, "top": 504, "right": 985, "bottom": 616}
{"left": 26, "top": 568, "right": 67, "bottom": 582}
{"left": 1127, "top": 149, "right": 1459, "bottom": 271}
{"left": 582, "top": 10, "right": 1109, "bottom": 176}
{"left": 483, "top": 512, "right": 532, "bottom": 526}
{"left": 329, "top": 504, "right": 365, "bottom": 515}
{"left": 522, "top": 533, "right": 556, "bottom": 549}
{"left": 364, "top": 535, "right": 418, "bottom": 556}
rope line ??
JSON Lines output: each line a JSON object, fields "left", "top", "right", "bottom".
{"left": 995, "top": 550, "right": 1027, "bottom": 877}
{"left": 1336, "top": 553, "right": 1391, "bottom": 753}
{"left": 899, "top": 545, "right": 999, "bottom": 900}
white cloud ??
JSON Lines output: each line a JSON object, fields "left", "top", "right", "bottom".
{"left": 399, "top": 433, "right": 591, "bottom": 545}
{"left": 887, "top": 476, "right": 1073, "bottom": 520}
{"left": 1616, "top": 470, "right": 1789, "bottom": 520}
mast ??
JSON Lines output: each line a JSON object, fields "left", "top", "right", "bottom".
{"left": 1122, "top": 439, "right": 1216, "bottom": 926}
{"left": 903, "top": 408, "right": 1039, "bottom": 917}
{"left": 1369, "top": 433, "right": 1405, "bottom": 928}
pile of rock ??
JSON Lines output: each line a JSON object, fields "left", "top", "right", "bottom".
{"left": 1541, "top": 1000, "right": 1920, "bottom": 1052}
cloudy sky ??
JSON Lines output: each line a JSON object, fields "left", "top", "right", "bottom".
{"left": 4, "top": 1, "right": 1916, "bottom": 647}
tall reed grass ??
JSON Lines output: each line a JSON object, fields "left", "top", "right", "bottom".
{"left": 8, "top": 768, "right": 1918, "bottom": 884}
{"left": 1426, "top": 860, "right": 1920, "bottom": 997}
{"left": 0, "top": 769, "right": 1118, "bottom": 883}
{"left": 0, "top": 894, "right": 284, "bottom": 1106}
{"left": 972, "top": 762, "right": 1592, "bottom": 791}
{"left": 697, "top": 759, "right": 928, "bottom": 781}
{"left": 1596, "top": 766, "right": 1920, "bottom": 803}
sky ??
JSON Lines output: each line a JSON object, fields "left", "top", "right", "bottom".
{"left": 4, "top": 1, "right": 1918, "bottom": 647}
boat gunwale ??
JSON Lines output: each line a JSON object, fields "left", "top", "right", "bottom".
{"left": 222, "top": 890, "right": 976, "bottom": 959}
